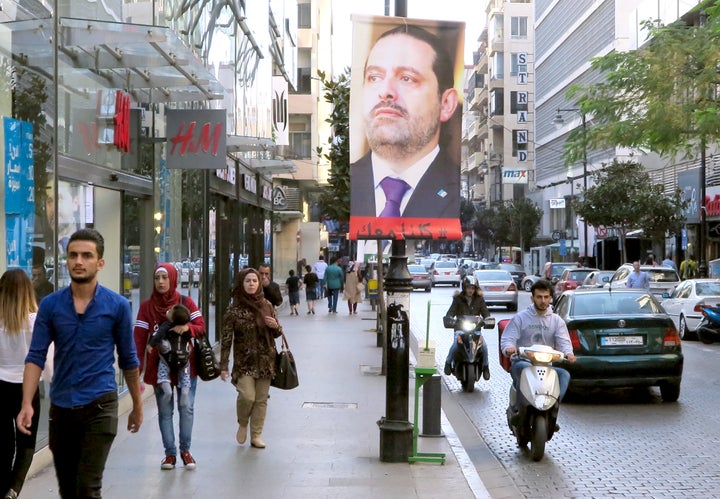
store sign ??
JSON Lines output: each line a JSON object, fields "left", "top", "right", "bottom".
{"left": 272, "top": 76, "right": 289, "bottom": 146}
{"left": 706, "top": 186, "right": 720, "bottom": 217}
{"left": 678, "top": 168, "right": 701, "bottom": 223}
{"left": 502, "top": 168, "right": 528, "bottom": 184}
{"left": 549, "top": 198, "right": 566, "bottom": 209}
{"left": 166, "top": 109, "right": 226, "bottom": 169}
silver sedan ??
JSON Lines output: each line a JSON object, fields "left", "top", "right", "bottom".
{"left": 473, "top": 269, "right": 518, "bottom": 311}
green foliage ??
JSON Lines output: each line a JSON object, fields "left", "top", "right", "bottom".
{"left": 573, "top": 160, "right": 686, "bottom": 260}
{"left": 564, "top": 12, "right": 720, "bottom": 161}
{"left": 317, "top": 68, "right": 351, "bottom": 222}
{"left": 473, "top": 198, "right": 543, "bottom": 252}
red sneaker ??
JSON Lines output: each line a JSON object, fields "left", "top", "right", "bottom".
{"left": 161, "top": 455, "right": 176, "bottom": 470}
{"left": 180, "top": 450, "right": 196, "bottom": 470}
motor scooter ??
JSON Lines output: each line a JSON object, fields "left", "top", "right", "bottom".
{"left": 443, "top": 315, "right": 496, "bottom": 392}
{"left": 696, "top": 306, "right": 720, "bottom": 344}
{"left": 507, "top": 345, "right": 565, "bottom": 461}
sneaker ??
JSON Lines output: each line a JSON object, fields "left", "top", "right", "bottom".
{"left": 180, "top": 450, "right": 196, "bottom": 470}
{"left": 161, "top": 455, "right": 176, "bottom": 470}
{"left": 483, "top": 366, "right": 490, "bottom": 380}
{"left": 444, "top": 362, "right": 452, "bottom": 375}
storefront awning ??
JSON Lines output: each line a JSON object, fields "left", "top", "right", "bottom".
{"left": 1, "top": 18, "right": 224, "bottom": 103}
{"left": 249, "top": 158, "right": 296, "bottom": 174}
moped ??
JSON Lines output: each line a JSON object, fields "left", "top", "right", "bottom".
{"left": 443, "top": 315, "right": 495, "bottom": 392}
{"left": 507, "top": 344, "right": 565, "bottom": 461}
{"left": 697, "top": 306, "right": 720, "bottom": 344}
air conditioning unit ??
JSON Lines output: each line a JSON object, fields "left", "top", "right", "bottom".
{"left": 273, "top": 223, "right": 283, "bottom": 233}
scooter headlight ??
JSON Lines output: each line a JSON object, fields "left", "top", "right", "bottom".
{"left": 526, "top": 350, "right": 561, "bottom": 363}
{"left": 459, "top": 319, "right": 474, "bottom": 331}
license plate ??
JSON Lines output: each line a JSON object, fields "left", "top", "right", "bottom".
{"left": 487, "top": 286, "right": 503, "bottom": 291}
{"left": 600, "top": 335, "right": 643, "bottom": 346}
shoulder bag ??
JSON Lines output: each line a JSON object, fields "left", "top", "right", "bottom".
{"left": 271, "top": 333, "right": 299, "bottom": 390}
{"left": 181, "top": 295, "right": 221, "bottom": 381}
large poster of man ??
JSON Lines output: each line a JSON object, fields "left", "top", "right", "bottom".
{"left": 349, "top": 15, "right": 464, "bottom": 241}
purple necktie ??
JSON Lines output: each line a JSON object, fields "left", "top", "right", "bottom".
{"left": 379, "top": 176, "right": 410, "bottom": 217}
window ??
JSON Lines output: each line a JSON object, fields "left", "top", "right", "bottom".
{"left": 489, "top": 89, "right": 504, "bottom": 115}
{"left": 510, "top": 53, "right": 527, "bottom": 77}
{"left": 510, "top": 91, "right": 528, "bottom": 114}
{"left": 291, "top": 67, "right": 311, "bottom": 94}
{"left": 298, "top": 3, "right": 311, "bottom": 29}
{"left": 511, "top": 17, "right": 528, "bottom": 39}
{"left": 491, "top": 52, "right": 504, "bottom": 80}
{"left": 289, "top": 132, "right": 311, "bottom": 159}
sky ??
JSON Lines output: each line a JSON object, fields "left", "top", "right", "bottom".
{"left": 331, "top": 0, "right": 487, "bottom": 70}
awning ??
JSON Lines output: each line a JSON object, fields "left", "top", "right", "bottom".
{"left": 1, "top": 18, "right": 224, "bottom": 103}
{"left": 249, "top": 158, "right": 296, "bottom": 174}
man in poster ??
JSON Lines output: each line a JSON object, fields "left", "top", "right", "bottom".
{"left": 349, "top": 20, "right": 463, "bottom": 241}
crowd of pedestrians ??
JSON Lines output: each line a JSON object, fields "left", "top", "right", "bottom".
{"left": 1, "top": 239, "right": 369, "bottom": 498}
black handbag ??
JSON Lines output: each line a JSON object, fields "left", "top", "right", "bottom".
{"left": 194, "top": 333, "right": 221, "bottom": 381}
{"left": 271, "top": 333, "right": 299, "bottom": 390}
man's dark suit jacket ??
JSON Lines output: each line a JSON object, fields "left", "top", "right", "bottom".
{"left": 350, "top": 149, "right": 460, "bottom": 218}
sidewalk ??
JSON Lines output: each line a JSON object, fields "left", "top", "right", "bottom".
{"left": 22, "top": 299, "right": 490, "bottom": 498}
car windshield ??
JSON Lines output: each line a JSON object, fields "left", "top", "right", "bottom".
{"left": 568, "top": 270, "right": 593, "bottom": 280}
{"left": 573, "top": 292, "right": 663, "bottom": 315}
{"left": 475, "top": 271, "right": 512, "bottom": 281}
{"left": 696, "top": 281, "right": 720, "bottom": 296}
{"left": 435, "top": 262, "right": 456, "bottom": 269}
{"left": 646, "top": 269, "right": 679, "bottom": 282}
{"left": 408, "top": 265, "right": 426, "bottom": 273}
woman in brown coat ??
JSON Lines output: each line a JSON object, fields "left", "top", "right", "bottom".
{"left": 220, "top": 268, "right": 282, "bottom": 449}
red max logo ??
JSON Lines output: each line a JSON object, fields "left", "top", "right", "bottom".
{"left": 707, "top": 194, "right": 720, "bottom": 217}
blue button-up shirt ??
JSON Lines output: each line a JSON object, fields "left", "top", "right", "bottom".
{"left": 626, "top": 271, "right": 650, "bottom": 290}
{"left": 26, "top": 285, "right": 139, "bottom": 408}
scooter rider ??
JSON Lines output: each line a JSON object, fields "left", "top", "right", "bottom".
{"left": 501, "top": 279, "right": 576, "bottom": 401}
{"left": 444, "top": 276, "right": 491, "bottom": 378}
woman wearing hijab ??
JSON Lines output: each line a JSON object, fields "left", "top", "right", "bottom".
{"left": 0, "top": 269, "right": 39, "bottom": 499}
{"left": 220, "top": 268, "right": 283, "bottom": 449}
{"left": 134, "top": 263, "right": 205, "bottom": 471}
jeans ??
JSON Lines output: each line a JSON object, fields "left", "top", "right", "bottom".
{"left": 510, "top": 360, "right": 570, "bottom": 401}
{"left": 0, "top": 381, "right": 39, "bottom": 495}
{"left": 327, "top": 288, "right": 340, "bottom": 312}
{"left": 445, "top": 331, "right": 489, "bottom": 367}
{"left": 155, "top": 376, "right": 197, "bottom": 455}
{"left": 49, "top": 391, "right": 118, "bottom": 499}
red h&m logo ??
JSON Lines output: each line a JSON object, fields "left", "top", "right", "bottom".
{"left": 113, "top": 91, "right": 130, "bottom": 152}
{"left": 169, "top": 121, "right": 223, "bottom": 157}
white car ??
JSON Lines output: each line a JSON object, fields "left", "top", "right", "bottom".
{"left": 430, "top": 261, "right": 461, "bottom": 287}
{"left": 660, "top": 279, "right": 720, "bottom": 340}
{"left": 606, "top": 264, "right": 680, "bottom": 297}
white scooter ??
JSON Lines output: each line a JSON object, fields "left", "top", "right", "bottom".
{"left": 507, "top": 344, "right": 565, "bottom": 461}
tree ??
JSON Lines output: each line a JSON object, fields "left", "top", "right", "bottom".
{"left": 572, "top": 160, "right": 686, "bottom": 262}
{"left": 563, "top": 12, "right": 720, "bottom": 163}
{"left": 472, "top": 199, "right": 543, "bottom": 257}
{"left": 317, "top": 68, "right": 350, "bottom": 223}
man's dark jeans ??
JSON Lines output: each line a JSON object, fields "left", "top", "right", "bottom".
{"left": 49, "top": 391, "right": 118, "bottom": 498}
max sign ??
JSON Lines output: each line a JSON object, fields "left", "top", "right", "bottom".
{"left": 166, "top": 109, "right": 226, "bottom": 169}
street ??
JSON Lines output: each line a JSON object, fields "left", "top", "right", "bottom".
{"left": 409, "top": 286, "right": 720, "bottom": 498}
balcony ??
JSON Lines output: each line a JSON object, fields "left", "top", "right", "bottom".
{"left": 471, "top": 86, "right": 488, "bottom": 111}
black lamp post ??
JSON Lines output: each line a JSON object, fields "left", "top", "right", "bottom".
{"left": 553, "top": 108, "right": 588, "bottom": 264}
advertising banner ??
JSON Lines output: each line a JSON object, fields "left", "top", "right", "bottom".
{"left": 348, "top": 15, "right": 464, "bottom": 241}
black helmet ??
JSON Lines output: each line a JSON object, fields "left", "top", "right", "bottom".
{"left": 462, "top": 276, "right": 476, "bottom": 289}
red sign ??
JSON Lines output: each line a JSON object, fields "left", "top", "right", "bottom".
{"left": 349, "top": 216, "right": 462, "bottom": 241}
{"left": 113, "top": 90, "right": 131, "bottom": 152}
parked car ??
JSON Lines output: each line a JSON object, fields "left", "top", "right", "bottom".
{"left": 578, "top": 270, "right": 615, "bottom": 289}
{"left": 520, "top": 262, "right": 577, "bottom": 292}
{"left": 175, "top": 260, "right": 196, "bottom": 288}
{"left": 553, "top": 288, "right": 683, "bottom": 402}
{"left": 407, "top": 264, "right": 432, "bottom": 292}
{"left": 553, "top": 268, "right": 599, "bottom": 299}
{"left": 430, "top": 261, "right": 461, "bottom": 287}
{"left": 498, "top": 263, "right": 526, "bottom": 288}
{"left": 660, "top": 279, "right": 720, "bottom": 340}
{"left": 606, "top": 264, "right": 680, "bottom": 297}
{"left": 420, "top": 258, "right": 436, "bottom": 271}
{"left": 472, "top": 269, "right": 518, "bottom": 311}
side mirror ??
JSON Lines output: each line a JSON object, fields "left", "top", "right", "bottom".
{"left": 662, "top": 292, "right": 670, "bottom": 298}
{"left": 442, "top": 316, "right": 456, "bottom": 329}
{"left": 483, "top": 317, "right": 496, "bottom": 329}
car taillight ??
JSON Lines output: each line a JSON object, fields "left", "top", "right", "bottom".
{"left": 663, "top": 327, "right": 681, "bottom": 347}
{"left": 568, "top": 329, "right": 581, "bottom": 350}
{"left": 693, "top": 303, "right": 705, "bottom": 314}
{"left": 508, "top": 282, "right": 517, "bottom": 291}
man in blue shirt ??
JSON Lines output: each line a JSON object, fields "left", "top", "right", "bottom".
{"left": 626, "top": 261, "right": 650, "bottom": 290}
{"left": 17, "top": 229, "right": 144, "bottom": 498}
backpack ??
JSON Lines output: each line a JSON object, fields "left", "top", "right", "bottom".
{"left": 164, "top": 332, "right": 192, "bottom": 372}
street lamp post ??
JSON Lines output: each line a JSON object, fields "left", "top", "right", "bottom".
{"left": 553, "top": 108, "right": 588, "bottom": 265}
